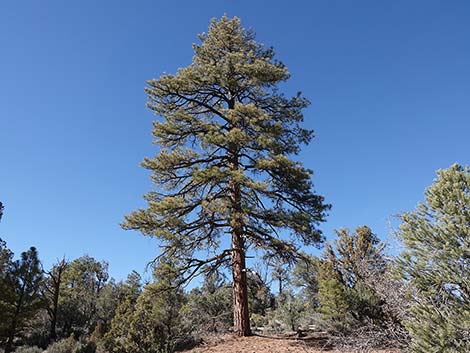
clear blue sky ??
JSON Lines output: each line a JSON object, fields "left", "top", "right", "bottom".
{"left": 1, "top": 1, "right": 469, "bottom": 280}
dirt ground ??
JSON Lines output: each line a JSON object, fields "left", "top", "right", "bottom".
{"left": 188, "top": 334, "right": 402, "bottom": 353}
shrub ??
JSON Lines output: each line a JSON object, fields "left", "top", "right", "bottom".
{"left": 45, "top": 337, "right": 78, "bottom": 353}
{"left": 14, "top": 347, "right": 43, "bottom": 353}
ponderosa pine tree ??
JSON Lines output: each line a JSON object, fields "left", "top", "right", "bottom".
{"left": 122, "top": 16, "right": 329, "bottom": 336}
{"left": 398, "top": 164, "right": 470, "bottom": 352}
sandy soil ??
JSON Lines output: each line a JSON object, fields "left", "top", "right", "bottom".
{"left": 188, "top": 334, "right": 401, "bottom": 353}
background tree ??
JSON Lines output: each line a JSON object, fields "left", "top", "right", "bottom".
{"left": 398, "top": 164, "right": 470, "bottom": 352}
{"left": 0, "top": 201, "right": 4, "bottom": 221}
{"left": 103, "top": 272, "right": 142, "bottom": 353}
{"left": 106, "top": 258, "right": 190, "bottom": 353}
{"left": 264, "top": 256, "right": 290, "bottom": 297}
{"left": 317, "top": 227, "right": 386, "bottom": 332}
{"left": 44, "top": 258, "right": 69, "bottom": 343}
{"left": 122, "top": 15, "right": 329, "bottom": 336}
{"left": 0, "top": 239, "right": 14, "bottom": 347}
{"left": 334, "top": 226, "right": 386, "bottom": 288}
{"left": 317, "top": 243, "right": 351, "bottom": 331}
{"left": 292, "top": 254, "right": 320, "bottom": 310}
{"left": 246, "top": 270, "right": 273, "bottom": 318}
{"left": 3, "top": 247, "right": 44, "bottom": 353}
{"left": 119, "top": 271, "right": 142, "bottom": 302}
{"left": 93, "top": 278, "right": 121, "bottom": 339}
{"left": 275, "top": 289, "right": 306, "bottom": 332}
{"left": 58, "top": 256, "right": 109, "bottom": 338}
{"left": 185, "top": 271, "right": 232, "bottom": 333}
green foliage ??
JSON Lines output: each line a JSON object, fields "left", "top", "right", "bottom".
{"left": 398, "top": 164, "right": 470, "bottom": 352}
{"left": 102, "top": 297, "right": 135, "bottom": 353}
{"left": 45, "top": 336, "right": 95, "bottom": 353}
{"left": 104, "top": 259, "right": 191, "bottom": 353}
{"left": 95, "top": 279, "right": 121, "bottom": 332}
{"left": 57, "top": 256, "right": 109, "bottom": 338}
{"left": 317, "top": 247, "right": 351, "bottom": 331}
{"left": 1, "top": 246, "right": 44, "bottom": 352}
{"left": 0, "top": 239, "right": 14, "bottom": 342}
{"left": 275, "top": 290, "right": 307, "bottom": 332}
{"left": 185, "top": 272, "right": 232, "bottom": 333}
{"left": 292, "top": 255, "right": 319, "bottom": 310}
{"left": 119, "top": 271, "right": 142, "bottom": 301}
{"left": 89, "top": 270, "right": 142, "bottom": 353}
{"left": 46, "top": 336, "right": 78, "bottom": 353}
{"left": 24, "top": 311, "right": 50, "bottom": 349}
{"left": 317, "top": 227, "right": 386, "bottom": 332}
{"left": 247, "top": 271, "right": 273, "bottom": 316}
{"left": 263, "top": 256, "right": 291, "bottom": 297}
{"left": 334, "top": 226, "right": 386, "bottom": 287}
{"left": 14, "top": 346, "right": 43, "bottom": 353}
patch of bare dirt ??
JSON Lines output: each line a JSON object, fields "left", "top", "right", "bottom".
{"left": 187, "top": 334, "right": 402, "bottom": 353}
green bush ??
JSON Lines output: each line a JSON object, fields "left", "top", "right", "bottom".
{"left": 14, "top": 347, "right": 43, "bottom": 353}
{"left": 317, "top": 227, "right": 387, "bottom": 333}
{"left": 45, "top": 337, "right": 78, "bottom": 353}
{"left": 44, "top": 337, "right": 96, "bottom": 353}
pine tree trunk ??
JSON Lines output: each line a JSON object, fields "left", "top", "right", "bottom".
{"left": 231, "top": 231, "right": 251, "bottom": 336}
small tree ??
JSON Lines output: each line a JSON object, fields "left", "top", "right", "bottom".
{"left": 122, "top": 15, "right": 329, "bottom": 336}
{"left": 0, "top": 239, "right": 14, "bottom": 347}
{"left": 119, "top": 271, "right": 142, "bottom": 302}
{"left": 398, "top": 164, "right": 470, "bottom": 352}
{"left": 292, "top": 254, "right": 320, "bottom": 310}
{"left": 102, "top": 271, "right": 142, "bottom": 353}
{"left": 264, "top": 256, "right": 290, "bottom": 297}
{"left": 317, "top": 227, "right": 386, "bottom": 332}
{"left": 58, "top": 256, "right": 109, "bottom": 338}
{"left": 107, "top": 259, "right": 190, "bottom": 353}
{"left": 3, "top": 247, "right": 44, "bottom": 353}
{"left": 185, "top": 271, "right": 232, "bottom": 333}
{"left": 317, "top": 244, "right": 350, "bottom": 331}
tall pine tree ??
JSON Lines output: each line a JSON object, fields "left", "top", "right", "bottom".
{"left": 398, "top": 164, "right": 470, "bottom": 352}
{"left": 123, "top": 16, "right": 329, "bottom": 336}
